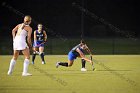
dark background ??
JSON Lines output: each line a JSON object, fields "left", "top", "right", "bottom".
{"left": 0, "top": 0, "right": 140, "bottom": 54}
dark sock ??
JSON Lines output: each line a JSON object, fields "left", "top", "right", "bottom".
{"left": 40, "top": 53, "right": 45, "bottom": 62}
{"left": 59, "top": 62, "right": 68, "bottom": 67}
{"left": 32, "top": 53, "right": 36, "bottom": 62}
{"left": 81, "top": 59, "right": 86, "bottom": 68}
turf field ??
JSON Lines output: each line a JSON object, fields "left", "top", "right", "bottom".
{"left": 0, "top": 55, "right": 140, "bottom": 93}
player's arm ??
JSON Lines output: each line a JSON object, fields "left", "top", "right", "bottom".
{"left": 27, "top": 27, "right": 32, "bottom": 48}
{"left": 76, "top": 48, "right": 92, "bottom": 63}
{"left": 43, "top": 30, "right": 47, "bottom": 42}
{"left": 12, "top": 24, "right": 19, "bottom": 40}
{"left": 34, "top": 31, "right": 37, "bottom": 41}
{"left": 33, "top": 31, "right": 38, "bottom": 46}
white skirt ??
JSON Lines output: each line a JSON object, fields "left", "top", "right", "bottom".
{"left": 13, "top": 37, "right": 28, "bottom": 50}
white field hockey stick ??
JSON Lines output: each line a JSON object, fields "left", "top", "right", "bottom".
{"left": 90, "top": 55, "right": 95, "bottom": 71}
{"left": 85, "top": 44, "right": 95, "bottom": 71}
{"left": 33, "top": 42, "right": 46, "bottom": 54}
{"left": 36, "top": 42, "right": 46, "bottom": 47}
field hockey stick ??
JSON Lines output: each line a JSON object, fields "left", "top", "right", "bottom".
{"left": 32, "top": 49, "right": 40, "bottom": 55}
{"left": 36, "top": 42, "right": 46, "bottom": 47}
{"left": 90, "top": 55, "right": 95, "bottom": 71}
{"left": 85, "top": 44, "right": 95, "bottom": 70}
{"left": 32, "top": 41, "right": 46, "bottom": 54}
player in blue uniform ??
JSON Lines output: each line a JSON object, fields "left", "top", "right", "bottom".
{"left": 56, "top": 40, "right": 93, "bottom": 71}
{"left": 32, "top": 24, "right": 47, "bottom": 64}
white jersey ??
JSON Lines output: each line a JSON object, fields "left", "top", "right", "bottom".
{"left": 13, "top": 25, "right": 28, "bottom": 50}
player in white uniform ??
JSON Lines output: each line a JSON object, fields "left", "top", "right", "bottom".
{"left": 7, "top": 15, "right": 32, "bottom": 76}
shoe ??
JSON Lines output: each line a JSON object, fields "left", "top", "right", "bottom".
{"left": 32, "top": 61, "right": 34, "bottom": 64}
{"left": 42, "top": 61, "right": 46, "bottom": 64}
{"left": 7, "top": 71, "right": 12, "bottom": 75}
{"left": 81, "top": 68, "right": 87, "bottom": 71}
{"left": 22, "top": 73, "right": 32, "bottom": 76}
{"left": 56, "top": 62, "right": 60, "bottom": 68}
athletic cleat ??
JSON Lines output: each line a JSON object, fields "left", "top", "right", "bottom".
{"left": 81, "top": 68, "right": 87, "bottom": 71}
{"left": 32, "top": 61, "right": 34, "bottom": 64}
{"left": 42, "top": 61, "right": 46, "bottom": 64}
{"left": 22, "top": 73, "right": 32, "bottom": 76}
{"left": 56, "top": 62, "right": 60, "bottom": 68}
{"left": 7, "top": 71, "right": 12, "bottom": 75}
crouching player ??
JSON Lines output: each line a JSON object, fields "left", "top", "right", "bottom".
{"left": 32, "top": 24, "right": 47, "bottom": 64}
{"left": 56, "top": 40, "right": 93, "bottom": 71}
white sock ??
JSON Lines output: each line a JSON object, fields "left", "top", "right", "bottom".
{"left": 23, "top": 59, "right": 30, "bottom": 73}
{"left": 8, "top": 59, "right": 16, "bottom": 73}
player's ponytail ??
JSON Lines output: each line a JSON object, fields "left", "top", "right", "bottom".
{"left": 24, "top": 15, "right": 32, "bottom": 25}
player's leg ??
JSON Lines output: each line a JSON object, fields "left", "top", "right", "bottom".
{"left": 68, "top": 60, "right": 74, "bottom": 66}
{"left": 22, "top": 48, "right": 32, "bottom": 76}
{"left": 81, "top": 59, "right": 86, "bottom": 68}
{"left": 78, "top": 55, "right": 87, "bottom": 71}
{"left": 56, "top": 51, "right": 75, "bottom": 68}
{"left": 8, "top": 50, "right": 19, "bottom": 75}
{"left": 32, "top": 47, "right": 38, "bottom": 64}
{"left": 39, "top": 46, "right": 45, "bottom": 64}
{"left": 81, "top": 58, "right": 87, "bottom": 71}
{"left": 56, "top": 60, "right": 74, "bottom": 68}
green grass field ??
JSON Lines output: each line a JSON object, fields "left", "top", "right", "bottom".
{"left": 0, "top": 55, "right": 140, "bottom": 93}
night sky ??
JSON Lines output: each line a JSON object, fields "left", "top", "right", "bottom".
{"left": 0, "top": 0, "right": 139, "bottom": 38}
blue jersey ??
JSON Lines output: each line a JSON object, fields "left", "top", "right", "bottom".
{"left": 36, "top": 30, "right": 44, "bottom": 42}
{"left": 33, "top": 30, "right": 45, "bottom": 48}
{"left": 71, "top": 44, "right": 84, "bottom": 56}
{"left": 68, "top": 44, "right": 84, "bottom": 60}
